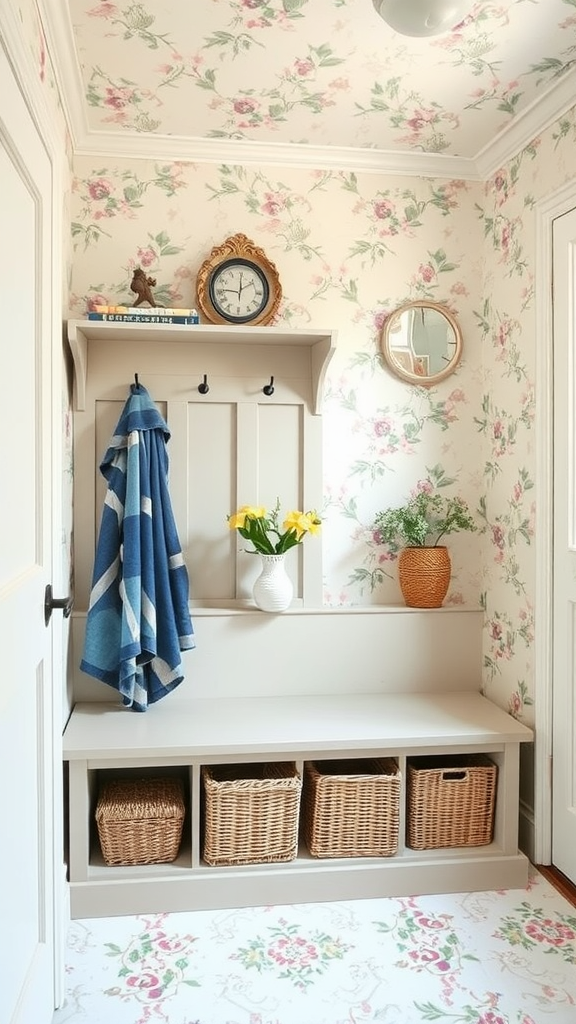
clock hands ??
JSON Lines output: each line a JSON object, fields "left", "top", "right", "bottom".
{"left": 212, "top": 262, "right": 265, "bottom": 321}
{"left": 222, "top": 273, "right": 253, "bottom": 300}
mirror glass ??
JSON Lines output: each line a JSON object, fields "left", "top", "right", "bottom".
{"left": 381, "top": 301, "right": 462, "bottom": 386}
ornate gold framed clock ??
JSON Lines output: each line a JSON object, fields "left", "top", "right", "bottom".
{"left": 196, "top": 233, "right": 282, "bottom": 326}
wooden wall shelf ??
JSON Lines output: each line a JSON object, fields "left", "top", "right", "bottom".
{"left": 66, "top": 320, "right": 337, "bottom": 414}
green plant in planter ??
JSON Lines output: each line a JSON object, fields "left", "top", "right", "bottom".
{"left": 374, "top": 490, "right": 476, "bottom": 551}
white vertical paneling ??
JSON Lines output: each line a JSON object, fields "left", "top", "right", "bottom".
{"left": 258, "top": 404, "right": 302, "bottom": 509}
{"left": 186, "top": 402, "right": 236, "bottom": 602}
{"left": 74, "top": 332, "right": 330, "bottom": 611}
{"left": 302, "top": 413, "right": 324, "bottom": 606}
{"left": 235, "top": 403, "right": 260, "bottom": 600}
{"left": 236, "top": 403, "right": 259, "bottom": 499}
{"left": 257, "top": 404, "right": 302, "bottom": 595}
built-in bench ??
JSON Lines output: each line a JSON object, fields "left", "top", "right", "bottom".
{"left": 64, "top": 319, "right": 534, "bottom": 920}
{"left": 63, "top": 691, "right": 533, "bottom": 919}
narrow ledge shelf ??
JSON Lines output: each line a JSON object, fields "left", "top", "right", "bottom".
{"left": 187, "top": 603, "right": 484, "bottom": 617}
{"left": 72, "top": 603, "right": 484, "bottom": 618}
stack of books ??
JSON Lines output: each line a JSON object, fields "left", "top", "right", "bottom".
{"left": 87, "top": 305, "right": 200, "bottom": 325}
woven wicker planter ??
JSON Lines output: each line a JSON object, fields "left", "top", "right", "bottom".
{"left": 398, "top": 546, "right": 451, "bottom": 608}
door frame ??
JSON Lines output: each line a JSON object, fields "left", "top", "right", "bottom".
{"left": 0, "top": 2, "right": 67, "bottom": 1010}
{"left": 534, "top": 177, "right": 576, "bottom": 865}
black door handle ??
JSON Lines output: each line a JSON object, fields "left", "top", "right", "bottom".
{"left": 44, "top": 584, "right": 73, "bottom": 626}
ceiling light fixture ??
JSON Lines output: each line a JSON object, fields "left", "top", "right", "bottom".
{"left": 372, "top": 0, "right": 473, "bottom": 37}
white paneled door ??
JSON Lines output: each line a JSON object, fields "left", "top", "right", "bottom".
{"left": 552, "top": 206, "right": 576, "bottom": 885}
{"left": 0, "top": 41, "right": 58, "bottom": 1024}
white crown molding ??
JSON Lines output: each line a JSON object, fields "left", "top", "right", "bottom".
{"left": 73, "top": 129, "right": 481, "bottom": 179}
{"left": 36, "top": 0, "right": 90, "bottom": 142}
{"left": 474, "top": 65, "right": 576, "bottom": 179}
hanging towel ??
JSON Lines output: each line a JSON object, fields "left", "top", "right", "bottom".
{"left": 80, "top": 384, "right": 195, "bottom": 711}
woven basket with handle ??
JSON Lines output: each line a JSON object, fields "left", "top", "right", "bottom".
{"left": 398, "top": 545, "right": 451, "bottom": 607}
{"left": 406, "top": 754, "right": 497, "bottom": 849}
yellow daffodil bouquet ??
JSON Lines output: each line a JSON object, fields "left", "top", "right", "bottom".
{"left": 228, "top": 500, "right": 322, "bottom": 555}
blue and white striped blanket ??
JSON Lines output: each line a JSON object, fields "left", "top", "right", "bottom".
{"left": 80, "top": 384, "right": 195, "bottom": 711}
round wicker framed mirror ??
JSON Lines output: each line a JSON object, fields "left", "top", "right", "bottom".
{"left": 381, "top": 301, "right": 462, "bottom": 387}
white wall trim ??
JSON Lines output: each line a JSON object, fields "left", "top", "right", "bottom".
{"left": 475, "top": 67, "right": 576, "bottom": 180}
{"left": 72, "top": 131, "right": 482, "bottom": 180}
{"left": 534, "top": 177, "right": 576, "bottom": 865}
{"left": 0, "top": 1, "right": 61, "bottom": 160}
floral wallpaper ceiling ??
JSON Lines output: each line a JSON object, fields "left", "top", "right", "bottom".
{"left": 59, "top": 0, "right": 576, "bottom": 161}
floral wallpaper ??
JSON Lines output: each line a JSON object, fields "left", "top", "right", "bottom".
{"left": 7, "top": 0, "right": 563, "bottom": 770}
{"left": 66, "top": 96, "right": 576, "bottom": 745}
{"left": 480, "top": 114, "right": 576, "bottom": 730}
{"left": 68, "top": 161, "right": 484, "bottom": 608}
{"left": 64, "top": 0, "right": 576, "bottom": 160}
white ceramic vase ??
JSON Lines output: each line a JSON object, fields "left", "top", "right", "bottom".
{"left": 253, "top": 553, "right": 293, "bottom": 612}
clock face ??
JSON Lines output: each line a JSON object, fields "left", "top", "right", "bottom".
{"left": 209, "top": 258, "right": 270, "bottom": 324}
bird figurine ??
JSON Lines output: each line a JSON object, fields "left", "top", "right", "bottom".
{"left": 130, "top": 267, "right": 163, "bottom": 308}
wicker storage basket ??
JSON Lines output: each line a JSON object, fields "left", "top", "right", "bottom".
{"left": 302, "top": 758, "right": 401, "bottom": 858}
{"left": 96, "top": 777, "right": 185, "bottom": 866}
{"left": 406, "top": 754, "right": 497, "bottom": 850}
{"left": 202, "top": 762, "right": 302, "bottom": 866}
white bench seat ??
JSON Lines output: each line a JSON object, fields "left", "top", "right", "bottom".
{"left": 63, "top": 691, "right": 533, "bottom": 919}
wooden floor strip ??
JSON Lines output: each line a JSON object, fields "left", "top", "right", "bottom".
{"left": 536, "top": 864, "right": 576, "bottom": 908}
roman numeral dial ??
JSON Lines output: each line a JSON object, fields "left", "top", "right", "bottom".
{"left": 196, "top": 234, "right": 282, "bottom": 326}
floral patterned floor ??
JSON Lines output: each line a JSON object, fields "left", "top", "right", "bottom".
{"left": 53, "top": 869, "right": 576, "bottom": 1024}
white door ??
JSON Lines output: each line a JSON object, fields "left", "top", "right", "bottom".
{"left": 552, "top": 206, "right": 576, "bottom": 885}
{"left": 0, "top": 40, "right": 58, "bottom": 1023}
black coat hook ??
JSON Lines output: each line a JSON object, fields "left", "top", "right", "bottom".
{"left": 134, "top": 373, "right": 139, "bottom": 388}
{"left": 263, "top": 376, "right": 275, "bottom": 396}
{"left": 198, "top": 374, "right": 210, "bottom": 395}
